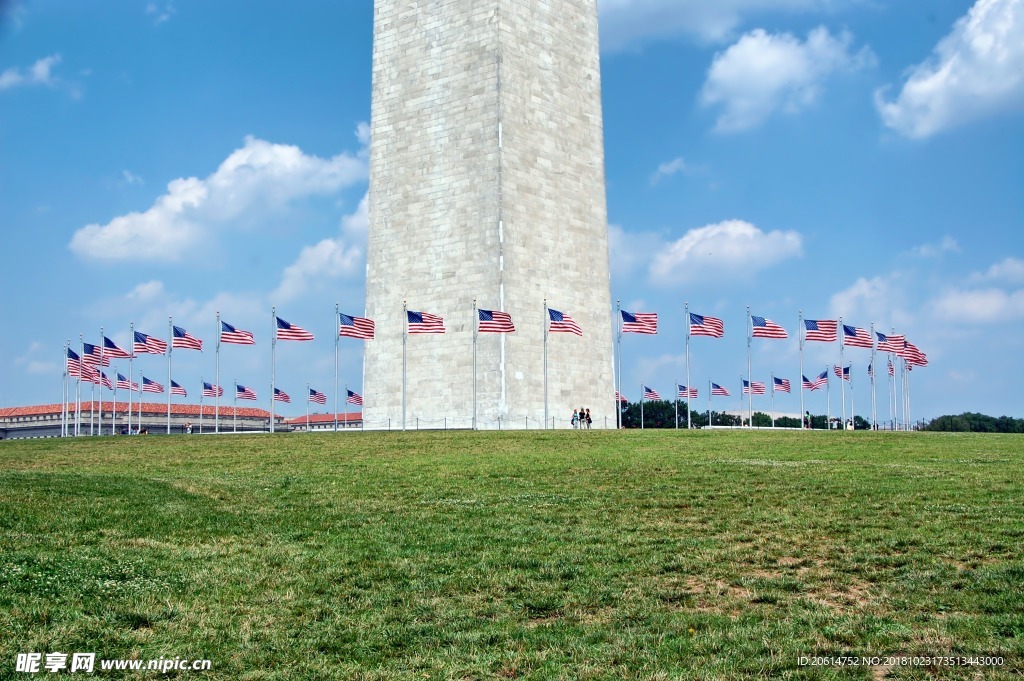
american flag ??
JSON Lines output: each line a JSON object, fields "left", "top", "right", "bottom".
{"left": 142, "top": 376, "right": 164, "bottom": 393}
{"left": 478, "top": 309, "right": 515, "bottom": 333}
{"left": 82, "top": 343, "right": 111, "bottom": 367}
{"left": 96, "top": 371, "right": 114, "bottom": 390}
{"left": 678, "top": 384, "right": 698, "bottom": 399}
{"left": 117, "top": 373, "right": 139, "bottom": 392}
{"left": 751, "top": 315, "right": 788, "bottom": 339}
{"left": 643, "top": 385, "right": 661, "bottom": 400}
{"left": 621, "top": 310, "right": 658, "bottom": 334}
{"left": 171, "top": 380, "right": 186, "bottom": 396}
{"left": 273, "top": 387, "right": 291, "bottom": 403}
{"left": 276, "top": 317, "right": 314, "bottom": 341}
{"left": 743, "top": 380, "right": 766, "bottom": 395}
{"left": 221, "top": 321, "right": 255, "bottom": 345}
{"left": 875, "top": 332, "right": 905, "bottom": 354}
{"left": 309, "top": 388, "right": 327, "bottom": 405}
{"left": 134, "top": 331, "right": 167, "bottom": 355}
{"left": 236, "top": 384, "right": 257, "bottom": 400}
{"left": 66, "top": 349, "right": 98, "bottom": 381}
{"left": 346, "top": 389, "right": 363, "bottom": 406}
{"left": 615, "top": 391, "right": 628, "bottom": 403}
{"left": 407, "top": 310, "right": 445, "bottom": 334}
{"left": 888, "top": 358, "right": 895, "bottom": 376}
{"left": 842, "top": 325, "right": 873, "bottom": 349}
{"left": 689, "top": 312, "right": 724, "bottom": 338}
{"left": 203, "top": 382, "right": 224, "bottom": 398}
{"left": 802, "top": 371, "right": 828, "bottom": 390}
{"left": 711, "top": 383, "right": 730, "bottom": 397}
{"left": 548, "top": 308, "right": 583, "bottom": 336}
{"left": 339, "top": 312, "right": 375, "bottom": 340}
{"left": 773, "top": 377, "right": 791, "bottom": 393}
{"left": 902, "top": 341, "right": 928, "bottom": 366}
{"left": 103, "top": 336, "right": 132, "bottom": 359}
{"left": 804, "top": 319, "right": 837, "bottom": 342}
{"left": 172, "top": 325, "right": 203, "bottom": 351}
{"left": 833, "top": 365, "right": 851, "bottom": 381}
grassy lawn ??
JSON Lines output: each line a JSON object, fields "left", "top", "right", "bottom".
{"left": 1, "top": 430, "right": 1022, "bottom": 679}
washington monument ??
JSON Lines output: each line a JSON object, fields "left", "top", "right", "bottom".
{"left": 364, "top": 0, "right": 616, "bottom": 428}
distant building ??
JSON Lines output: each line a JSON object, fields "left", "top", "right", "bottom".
{"left": 0, "top": 402, "right": 282, "bottom": 439}
{"left": 284, "top": 413, "right": 364, "bottom": 432}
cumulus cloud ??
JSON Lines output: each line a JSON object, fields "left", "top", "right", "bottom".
{"left": 701, "top": 26, "right": 874, "bottom": 132}
{"left": 126, "top": 280, "right": 165, "bottom": 302}
{"left": 598, "top": 0, "right": 848, "bottom": 51}
{"left": 69, "top": 131, "right": 368, "bottom": 261}
{"left": 650, "top": 157, "right": 687, "bottom": 185}
{"left": 649, "top": 219, "right": 802, "bottom": 285}
{"left": 607, "top": 223, "right": 667, "bottom": 281}
{"left": 930, "top": 287, "right": 1024, "bottom": 322}
{"left": 828, "top": 274, "right": 910, "bottom": 328}
{"left": 970, "top": 256, "right": 1024, "bottom": 284}
{"left": 0, "top": 54, "right": 61, "bottom": 91}
{"left": 910, "top": 235, "right": 960, "bottom": 258}
{"left": 272, "top": 194, "right": 368, "bottom": 302}
{"left": 876, "top": 0, "right": 1024, "bottom": 138}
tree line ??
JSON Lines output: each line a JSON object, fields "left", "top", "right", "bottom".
{"left": 922, "top": 412, "right": 1024, "bottom": 433}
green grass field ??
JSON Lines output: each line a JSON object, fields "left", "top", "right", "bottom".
{"left": 1, "top": 431, "right": 1021, "bottom": 679}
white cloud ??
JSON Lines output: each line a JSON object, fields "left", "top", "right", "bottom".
{"left": 146, "top": 2, "right": 175, "bottom": 24}
{"left": 876, "top": 0, "right": 1024, "bottom": 139}
{"left": 272, "top": 194, "right": 368, "bottom": 302}
{"left": 598, "top": 0, "right": 850, "bottom": 51}
{"left": 701, "top": 26, "right": 874, "bottom": 132}
{"left": 970, "top": 256, "right": 1024, "bottom": 284}
{"left": 931, "top": 287, "right": 1024, "bottom": 322}
{"left": 69, "top": 131, "right": 368, "bottom": 261}
{"left": 649, "top": 220, "right": 802, "bottom": 285}
{"left": 126, "top": 280, "right": 165, "bottom": 302}
{"left": 607, "top": 223, "right": 665, "bottom": 280}
{"left": 121, "top": 170, "right": 144, "bottom": 186}
{"left": 910, "top": 235, "right": 960, "bottom": 258}
{"left": 650, "top": 157, "right": 687, "bottom": 185}
{"left": 828, "top": 274, "right": 913, "bottom": 329}
{"left": 0, "top": 54, "right": 61, "bottom": 91}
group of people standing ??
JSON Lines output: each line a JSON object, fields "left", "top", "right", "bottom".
{"left": 571, "top": 408, "right": 592, "bottom": 429}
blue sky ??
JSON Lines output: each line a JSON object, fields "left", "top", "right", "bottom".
{"left": 1, "top": 0, "right": 1022, "bottom": 422}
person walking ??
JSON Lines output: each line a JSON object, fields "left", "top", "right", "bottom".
{"left": 571, "top": 409, "right": 579, "bottom": 429}
{"left": 585, "top": 408, "right": 592, "bottom": 430}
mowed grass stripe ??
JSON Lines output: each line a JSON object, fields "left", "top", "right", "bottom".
{"left": 1, "top": 431, "right": 1021, "bottom": 679}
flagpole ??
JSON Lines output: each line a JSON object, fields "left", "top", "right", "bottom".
{"left": 472, "top": 298, "right": 477, "bottom": 431}
{"left": 640, "top": 384, "right": 644, "bottom": 430}
{"left": 77, "top": 334, "right": 84, "bottom": 437}
{"left": 128, "top": 323, "right": 135, "bottom": 435}
{"left": 771, "top": 372, "right": 775, "bottom": 428}
{"left": 826, "top": 368, "right": 831, "bottom": 430}
{"left": 798, "top": 311, "right": 805, "bottom": 429}
{"left": 870, "top": 323, "right": 877, "bottom": 430}
{"left": 746, "top": 306, "right": 752, "bottom": 428}
{"left": 111, "top": 370, "right": 117, "bottom": 436}
{"left": 850, "top": 363, "right": 855, "bottom": 430}
{"left": 270, "top": 307, "right": 276, "bottom": 434}
{"left": 90, "top": 381, "right": 95, "bottom": 436}
{"left": 402, "top": 299, "right": 408, "bottom": 431}
{"left": 306, "top": 382, "right": 310, "bottom": 433}
{"left": 543, "top": 298, "right": 549, "bottom": 429}
{"left": 674, "top": 377, "right": 679, "bottom": 430}
{"left": 137, "top": 370, "right": 142, "bottom": 431}
{"left": 166, "top": 316, "right": 172, "bottom": 434}
{"left": 98, "top": 326, "right": 105, "bottom": 437}
{"left": 707, "top": 379, "right": 711, "bottom": 427}
{"left": 838, "top": 316, "right": 846, "bottom": 429}
{"left": 888, "top": 354, "right": 894, "bottom": 430}
{"left": 199, "top": 376, "right": 204, "bottom": 435}
{"left": 61, "top": 341, "right": 69, "bottom": 436}
{"left": 684, "top": 302, "right": 690, "bottom": 430}
{"left": 345, "top": 383, "right": 350, "bottom": 431}
{"left": 332, "top": 303, "right": 339, "bottom": 433}
{"left": 233, "top": 380, "right": 238, "bottom": 433}
{"left": 215, "top": 311, "right": 221, "bottom": 434}
{"left": 906, "top": 364, "right": 912, "bottom": 430}
{"left": 615, "top": 300, "right": 622, "bottom": 430}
